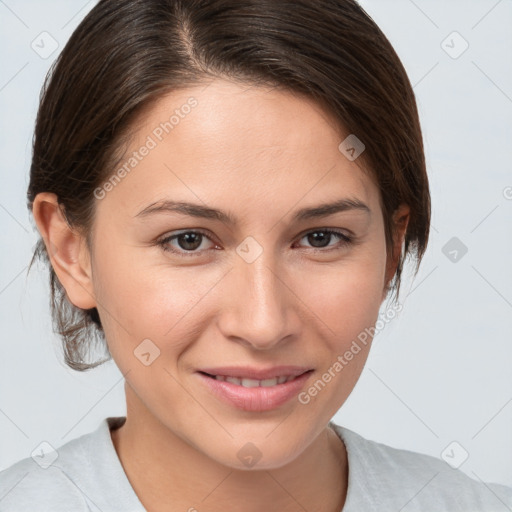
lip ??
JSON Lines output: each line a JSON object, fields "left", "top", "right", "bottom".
{"left": 196, "top": 368, "right": 314, "bottom": 412}
{"left": 197, "top": 365, "right": 312, "bottom": 380}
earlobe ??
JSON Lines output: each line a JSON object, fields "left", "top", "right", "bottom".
{"left": 32, "top": 192, "right": 96, "bottom": 310}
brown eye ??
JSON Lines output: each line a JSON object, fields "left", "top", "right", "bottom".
{"left": 297, "top": 229, "right": 352, "bottom": 251}
{"left": 306, "top": 231, "right": 333, "bottom": 248}
{"left": 175, "top": 232, "right": 203, "bottom": 251}
{"left": 158, "top": 230, "right": 216, "bottom": 256}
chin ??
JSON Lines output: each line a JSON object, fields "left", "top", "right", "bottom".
{"left": 201, "top": 431, "right": 309, "bottom": 472}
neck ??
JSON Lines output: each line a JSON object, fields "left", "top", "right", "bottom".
{"left": 111, "top": 390, "right": 348, "bottom": 512}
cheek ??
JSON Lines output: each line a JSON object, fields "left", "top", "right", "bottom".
{"left": 291, "top": 261, "right": 386, "bottom": 422}
{"left": 91, "top": 243, "right": 223, "bottom": 357}
{"left": 292, "top": 239, "right": 387, "bottom": 397}
{"left": 297, "top": 252, "right": 386, "bottom": 342}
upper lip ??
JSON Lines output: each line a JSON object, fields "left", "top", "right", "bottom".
{"left": 198, "top": 366, "right": 313, "bottom": 380}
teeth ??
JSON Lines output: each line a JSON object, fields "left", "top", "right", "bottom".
{"left": 214, "top": 374, "right": 299, "bottom": 387}
{"left": 260, "top": 378, "right": 279, "bottom": 387}
{"left": 241, "top": 378, "right": 260, "bottom": 388}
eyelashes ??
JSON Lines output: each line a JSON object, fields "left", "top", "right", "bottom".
{"left": 156, "top": 228, "right": 354, "bottom": 257}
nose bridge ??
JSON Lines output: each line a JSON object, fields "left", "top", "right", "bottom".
{"left": 219, "top": 241, "right": 296, "bottom": 348}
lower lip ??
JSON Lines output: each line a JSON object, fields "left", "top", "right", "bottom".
{"left": 196, "top": 371, "right": 313, "bottom": 412}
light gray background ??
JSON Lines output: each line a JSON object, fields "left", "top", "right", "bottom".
{"left": 1, "top": 0, "right": 511, "bottom": 489}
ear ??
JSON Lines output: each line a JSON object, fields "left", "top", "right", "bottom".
{"left": 382, "top": 203, "right": 410, "bottom": 300}
{"left": 32, "top": 192, "right": 96, "bottom": 310}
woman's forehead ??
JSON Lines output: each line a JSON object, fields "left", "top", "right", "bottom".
{"left": 107, "top": 79, "right": 377, "bottom": 208}
{"left": 131, "top": 80, "right": 343, "bottom": 149}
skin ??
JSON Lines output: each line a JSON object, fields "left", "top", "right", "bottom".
{"left": 33, "top": 78, "right": 409, "bottom": 512}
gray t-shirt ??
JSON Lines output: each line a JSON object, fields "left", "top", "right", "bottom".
{"left": 1, "top": 416, "right": 511, "bottom": 511}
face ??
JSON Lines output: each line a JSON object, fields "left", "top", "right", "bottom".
{"left": 57, "top": 79, "right": 405, "bottom": 469}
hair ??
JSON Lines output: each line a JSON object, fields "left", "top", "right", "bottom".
{"left": 27, "top": 0, "right": 430, "bottom": 371}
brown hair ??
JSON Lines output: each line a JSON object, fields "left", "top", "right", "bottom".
{"left": 27, "top": 0, "right": 430, "bottom": 371}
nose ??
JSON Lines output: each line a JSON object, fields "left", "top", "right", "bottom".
{"left": 217, "top": 249, "right": 301, "bottom": 350}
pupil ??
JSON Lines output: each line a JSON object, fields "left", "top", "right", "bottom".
{"left": 179, "top": 232, "right": 202, "bottom": 250}
{"left": 308, "top": 231, "right": 330, "bottom": 248}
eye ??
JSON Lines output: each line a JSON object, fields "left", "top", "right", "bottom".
{"left": 295, "top": 229, "right": 353, "bottom": 252}
{"left": 157, "top": 230, "right": 218, "bottom": 256}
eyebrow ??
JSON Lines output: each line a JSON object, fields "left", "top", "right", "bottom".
{"left": 134, "top": 197, "right": 370, "bottom": 225}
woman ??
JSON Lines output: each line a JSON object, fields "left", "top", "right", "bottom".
{"left": 1, "top": 0, "right": 511, "bottom": 510}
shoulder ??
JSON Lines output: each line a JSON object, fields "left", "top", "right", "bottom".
{"left": 330, "top": 422, "right": 512, "bottom": 511}
{"left": 0, "top": 438, "right": 89, "bottom": 511}
{"left": 0, "top": 416, "right": 130, "bottom": 512}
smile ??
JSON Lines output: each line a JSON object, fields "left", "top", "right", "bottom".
{"left": 197, "top": 370, "right": 314, "bottom": 412}
{"left": 208, "top": 374, "right": 300, "bottom": 387}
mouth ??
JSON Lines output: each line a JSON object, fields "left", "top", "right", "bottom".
{"left": 198, "top": 370, "right": 312, "bottom": 388}
{"left": 196, "top": 368, "right": 314, "bottom": 412}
